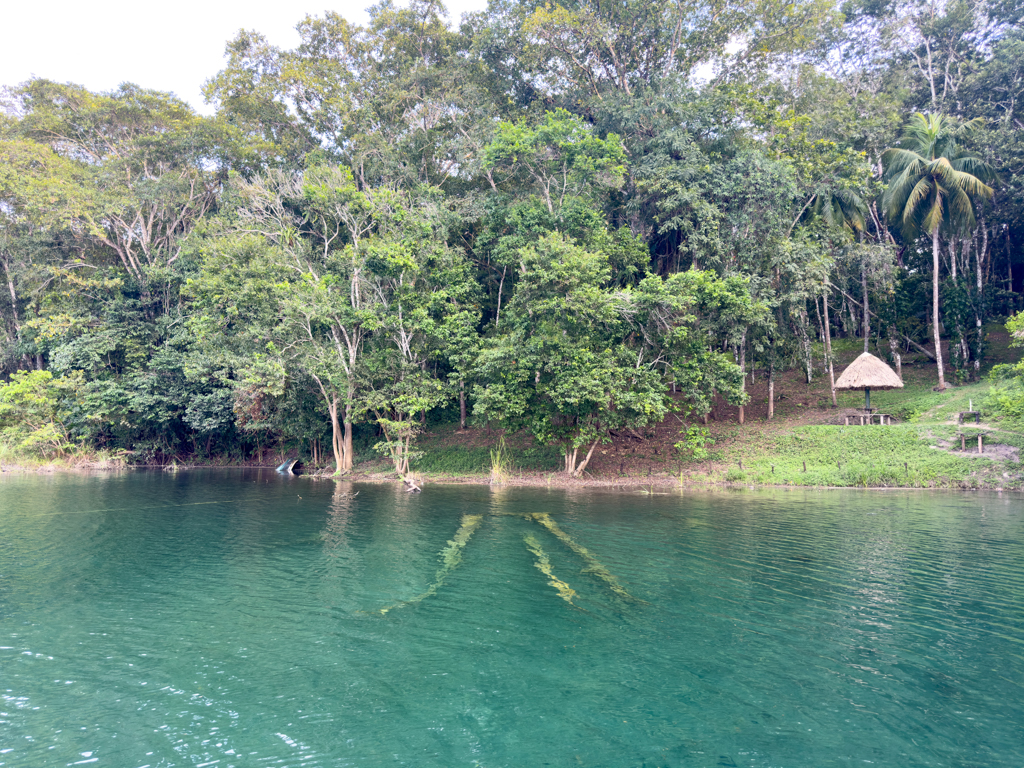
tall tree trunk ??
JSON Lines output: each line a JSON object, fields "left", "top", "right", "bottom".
{"left": 889, "top": 326, "right": 902, "bottom": 380}
{"left": 2, "top": 254, "right": 21, "bottom": 335}
{"left": 767, "top": 363, "right": 775, "bottom": 420}
{"left": 932, "top": 228, "right": 947, "bottom": 390}
{"left": 799, "top": 310, "right": 813, "bottom": 384}
{"left": 495, "top": 266, "right": 507, "bottom": 325}
{"left": 1007, "top": 231, "right": 1014, "bottom": 296}
{"left": 949, "top": 236, "right": 958, "bottom": 284}
{"left": 948, "top": 235, "right": 966, "bottom": 371}
{"left": 400, "top": 432, "right": 411, "bottom": 476}
{"left": 564, "top": 446, "right": 577, "bottom": 475}
{"left": 738, "top": 330, "right": 746, "bottom": 424}
{"left": 862, "top": 256, "right": 870, "bottom": 353}
{"left": 459, "top": 379, "right": 467, "bottom": 430}
{"left": 820, "top": 290, "right": 837, "bottom": 406}
{"left": 329, "top": 395, "right": 344, "bottom": 474}
{"left": 571, "top": 439, "right": 600, "bottom": 477}
{"left": 341, "top": 384, "right": 355, "bottom": 472}
{"left": 342, "top": 419, "right": 353, "bottom": 472}
{"left": 975, "top": 221, "right": 987, "bottom": 378}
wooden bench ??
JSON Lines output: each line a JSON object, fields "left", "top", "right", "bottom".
{"left": 956, "top": 432, "right": 984, "bottom": 453}
{"left": 958, "top": 411, "right": 981, "bottom": 424}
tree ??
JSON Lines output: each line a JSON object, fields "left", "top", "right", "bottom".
{"left": 883, "top": 112, "right": 995, "bottom": 389}
{"left": 0, "top": 369, "right": 79, "bottom": 457}
{"left": 514, "top": 0, "right": 841, "bottom": 100}
{"left": 483, "top": 109, "right": 626, "bottom": 214}
{"left": 188, "top": 167, "right": 377, "bottom": 473}
{"left": 189, "top": 167, "right": 477, "bottom": 475}
{"left": 0, "top": 138, "right": 89, "bottom": 371}
{"left": 473, "top": 234, "right": 750, "bottom": 476}
{"left": 9, "top": 80, "right": 242, "bottom": 307}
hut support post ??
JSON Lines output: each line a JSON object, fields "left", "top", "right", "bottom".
{"left": 864, "top": 387, "right": 871, "bottom": 411}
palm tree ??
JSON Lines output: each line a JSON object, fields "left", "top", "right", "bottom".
{"left": 882, "top": 113, "right": 994, "bottom": 390}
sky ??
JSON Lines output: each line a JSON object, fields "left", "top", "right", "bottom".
{"left": 0, "top": 0, "right": 490, "bottom": 114}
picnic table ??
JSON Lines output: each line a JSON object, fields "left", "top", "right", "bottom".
{"left": 844, "top": 411, "right": 893, "bottom": 426}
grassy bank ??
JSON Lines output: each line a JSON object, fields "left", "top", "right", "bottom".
{"left": 394, "top": 326, "right": 1024, "bottom": 491}
{"left": 0, "top": 445, "right": 130, "bottom": 473}
{"left": 399, "top": 389, "right": 1021, "bottom": 491}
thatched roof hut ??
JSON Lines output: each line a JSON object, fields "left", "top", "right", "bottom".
{"left": 835, "top": 352, "right": 903, "bottom": 410}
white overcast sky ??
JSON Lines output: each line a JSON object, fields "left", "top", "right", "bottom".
{"left": 1, "top": 0, "right": 490, "bottom": 114}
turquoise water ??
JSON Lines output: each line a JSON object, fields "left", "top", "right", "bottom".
{"left": 1, "top": 472, "right": 1022, "bottom": 767}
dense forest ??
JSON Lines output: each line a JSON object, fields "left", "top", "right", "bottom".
{"left": 1, "top": 0, "right": 1022, "bottom": 475}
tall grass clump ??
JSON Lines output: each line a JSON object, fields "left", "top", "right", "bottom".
{"left": 490, "top": 436, "right": 512, "bottom": 485}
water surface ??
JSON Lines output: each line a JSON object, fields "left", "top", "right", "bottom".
{"left": 1, "top": 471, "right": 1022, "bottom": 767}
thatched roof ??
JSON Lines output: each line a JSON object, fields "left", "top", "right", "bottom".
{"left": 835, "top": 352, "right": 904, "bottom": 390}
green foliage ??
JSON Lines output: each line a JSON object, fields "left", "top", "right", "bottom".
{"left": 371, "top": 416, "right": 423, "bottom": 476}
{"left": 727, "top": 425, "right": 992, "bottom": 488}
{"left": 412, "top": 438, "right": 562, "bottom": 475}
{"left": 484, "top": 109, "right": 626, "bottom": 213}
{"left": 414, "top": 445, "right": 491, "bottom": 474}
{"left": 1, "top": 0, "right": 1022, "bottom": 474}
{"left": 675, "top": 425, "right": 715, "bottom": 461}
{"left": 0, "top": 370, "right": 78, "bottom": 457}
{"left": 473, "top": 233, "right": 751, "bottom": 475}
{"left": 883, "top": 114, "right": 995, "bottom": 241}
{"left": 725, "top": 467, "right": 747, "bottom": 482}
{"left": 985, "top": 313, "right": 1024, "bottom": 424}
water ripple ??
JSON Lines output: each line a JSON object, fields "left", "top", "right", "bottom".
{"left": 1, "top": 478, "right": 1022, "bottom": 767}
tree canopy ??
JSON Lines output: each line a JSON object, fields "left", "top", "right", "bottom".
{"left": 1, "top": 0, "right": 1022, "bottom": 473}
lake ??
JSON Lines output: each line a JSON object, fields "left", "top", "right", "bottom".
{"left": 1, "top": 471, "right": 1022, "bottom": 767}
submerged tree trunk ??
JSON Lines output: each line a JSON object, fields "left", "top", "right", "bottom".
{"left": 932, "top": 228, "right": 947, "bottom": 390}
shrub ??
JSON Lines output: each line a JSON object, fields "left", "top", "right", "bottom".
{"left": 0, "top": 370, "right": 79, "bottom": 457}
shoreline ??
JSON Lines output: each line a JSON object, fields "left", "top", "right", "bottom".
{"left": 2, "top": 461, "right": 1018, "bottom": 494}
